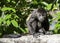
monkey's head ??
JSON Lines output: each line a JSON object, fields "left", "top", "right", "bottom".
{"left": 36, "top": 8, "right": 47, "bottom": 22}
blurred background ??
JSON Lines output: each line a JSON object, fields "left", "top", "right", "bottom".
{"left": 0, "top": 0, "right": 60, "bottom": 37}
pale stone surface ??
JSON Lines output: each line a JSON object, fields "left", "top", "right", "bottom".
{"left": 0, "top": 34, "right": 60, "bottom": 43}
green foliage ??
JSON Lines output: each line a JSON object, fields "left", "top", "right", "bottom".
{"left": 11, "top": 20, "right": 18, "bottom": 27}
{"left": 0, "top": 0, "right": 60, "bottom": 37}
{"left": 53, "top": 12, "right": 60, "bottom": 34}
{"left": 1, "top": 7, "right": 16, "bottom": 12}
{"left": 7, "top": 0, "right": 11, "bottom": 2}
{"left": 6, "top": 20, "right": 11, "bottom": 26}
{"left": 45, "top": 4, "right": 52, "bottom": 10}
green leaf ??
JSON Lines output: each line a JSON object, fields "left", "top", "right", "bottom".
{"left": 52, "top": 3, "right": 59, "bottom": 10}
{"left": 25, "top": 28, "right": 28, "bottom": 33}
{"left": 12, "top": 1, "right": 16, "bottom": 4}
{"left": 12, "top": 8, "right": 16, "bottom": 12}
{"left": 54, "top": 29, "right": 58, "bottom": 34}
{"left": 7, "top": 0, "right": 10, "bottom": 2}
{"left": 41, "top": 2, "right": 48, "bottom": 6}
{"left": 1, "top": 7, "right": 16, "bottom": 12}
{"left": 33, "top": 0, "right": 38, "bottom": 4}
{"left": 14, "top": 15, "right": 19, "bottom": 18}
{"left": 11, "top": 20, "right": 18, "bottom": 27}
{"left": 19, "top": 27, "right": 26, "bottom": 33}
{"left": 6, "top": 20, "right": 11, "bottom": 26}
{"left": 55, "top": 24, "right": 60, "bottom": 29}
{"left": 5, "top": 14, "right": 11, "bottom": 20}
{"left": 0, "top": 18, "right": 3, "bottom": 25}
{"left": 46, "top": 4, "right": 52, "bottom": 10}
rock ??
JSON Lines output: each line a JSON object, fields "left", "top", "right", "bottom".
{"left": 0, "top": 34, "right": 60, "bottom": 43}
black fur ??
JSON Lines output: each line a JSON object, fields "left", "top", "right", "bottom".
{"left": 26, "top": 8, "right": 50, "bottom": 36}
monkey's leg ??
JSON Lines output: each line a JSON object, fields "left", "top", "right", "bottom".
{"left": 27, "top": 22, "right": 35, "bottom": 35}
{"left": 33, "top": 28, "right": 45, "bottom": 37}
{"left": 37, "top": 22, "right": 46, "bottom": 34}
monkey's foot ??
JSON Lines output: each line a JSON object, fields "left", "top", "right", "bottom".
{"left": 33, "top": 33, "right": 44, "bottom": 38}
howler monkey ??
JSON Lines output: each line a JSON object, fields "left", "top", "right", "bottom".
{"left": 26, "top": 8, "right": 50, "bottom": 36}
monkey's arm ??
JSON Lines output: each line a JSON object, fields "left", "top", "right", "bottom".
{"left": 26, "top": 14, "right": 36, "bottom": 35}
{"left": 26, "top": 9, "right": 37, "bottom": 34}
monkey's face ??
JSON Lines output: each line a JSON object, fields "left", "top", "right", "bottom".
{"left": 36, "top": 12, "right": 47, "bottom": 22}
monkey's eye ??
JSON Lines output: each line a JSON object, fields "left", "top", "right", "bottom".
{"left": 42, "top": 14, "right": 45, "bottom": 16}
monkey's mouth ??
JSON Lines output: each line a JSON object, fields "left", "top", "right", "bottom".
{"left": 38, "top": 18, "right": 44, "bottom": 22}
